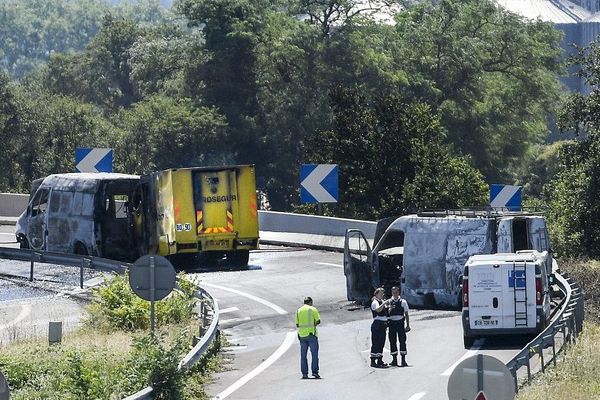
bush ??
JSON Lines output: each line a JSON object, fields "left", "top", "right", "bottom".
{"left": 86, "top": 272, "right": 197, "bottom": 331}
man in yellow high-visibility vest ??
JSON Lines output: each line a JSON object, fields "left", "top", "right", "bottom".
{"left": 295, "top": 296, "right": 321, "bottom": 379}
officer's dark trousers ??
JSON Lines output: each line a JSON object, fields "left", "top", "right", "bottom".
{"left": 370, "top": 319, "right": 387, "bottom": 358}
{"left": 388, "top": 319, "right": 407, "bottom": 356}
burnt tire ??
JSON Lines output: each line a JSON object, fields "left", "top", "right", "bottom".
{"left": 226, "top": 250, "right": 250, "bottom": 268}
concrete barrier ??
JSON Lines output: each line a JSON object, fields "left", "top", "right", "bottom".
{"left": 258, "top": 210, "right": 376, "bottom": 251}
{"left": 0, "top": 193, "right": 28, "bottom": 217}
{"left": 258, "top": 210, "right": 376, "bottom": 238}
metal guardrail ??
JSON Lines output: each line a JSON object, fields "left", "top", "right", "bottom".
{"left": 0, "top": 246, "right": 220, "bottom": 400}
{"left": 506, "top": 271, "right": 585, "bottom": 392}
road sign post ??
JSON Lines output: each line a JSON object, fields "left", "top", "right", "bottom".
{"left": 129, "top": 255, "right": 176, "bottom": 337}
{"left": 300, "top": 164, "right": 339, "bottom": 205}
{"left": 447, "top": 354, "right": 516, "bottom": 400}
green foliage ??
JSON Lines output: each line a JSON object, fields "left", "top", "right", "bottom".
{"left": 0, "top": 0, "right": 173, "bottom": 79}
{"left": 86, "top": 272, "right": 197, "bottom": 331}
{"left": 0, "top": 0, "right": 565, "bottom": 217}
{"left": 122, "top": 332, "right": 189, "bottom": 399}
{"left": 114, "top": 95, "right": 229, "bottom": 174}
{"left": 545, "top": 40, "right": 600, "bottom": 258}
{"left": 306, "top": 87, "right": 488, "bottom": 219}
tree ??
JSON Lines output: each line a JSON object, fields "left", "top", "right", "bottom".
{"left": 114, "top": 95, "right": 228, "bottom": 174}
{"left": 545, "top": 40, "right": 600, "bottom": 258}
{"left": 306, "top": 87, "right": 487, "bottom": 219}
{"left": 392, "top": 0, "right": 563, "bottom": 182}
{"left": 0, "top": 0, "right": 172, "bottom": 79}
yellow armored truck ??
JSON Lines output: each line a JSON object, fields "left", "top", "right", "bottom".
{"left": 132, "top": 165, "right": 259, "bottom": 267}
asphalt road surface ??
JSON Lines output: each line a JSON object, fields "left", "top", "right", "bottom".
{"left": 190, "top": 247, "right": 528, "bottom": 400}
{"left": 0, "top": 223, "right": 530, "bottom": 398}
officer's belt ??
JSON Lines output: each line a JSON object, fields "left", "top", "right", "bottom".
{"left": 389, "top": 316, "right": 405, "bottom": 321}
{"left": 373, "top": 316, "right": 387, "bottom": 321}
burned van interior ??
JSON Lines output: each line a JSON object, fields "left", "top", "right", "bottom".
{"left": 96, "top": 180, "right": 138, "bottom": 261}
{"left": 376, "top": 230, "right": 404, "bottom": 295}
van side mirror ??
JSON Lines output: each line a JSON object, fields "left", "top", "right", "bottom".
{"left": 548, "top": 273, "right": 555, "bottom": 285}
{"left": 458, "top": 275, "right": 463, "bottom": 285}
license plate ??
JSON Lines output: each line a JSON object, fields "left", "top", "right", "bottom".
{"left": 207, "top": 240, "right": 230, "bottom": 247}
{"left": 474, "top": 319, "right": 499, "bottom": 327}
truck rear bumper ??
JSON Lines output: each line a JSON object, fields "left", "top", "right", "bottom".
{"left": 462, "top": 309, "right": 544, "bottom": 337}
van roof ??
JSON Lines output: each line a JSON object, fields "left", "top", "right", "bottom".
{"left": 39, "top": 173, "right": 139, "bottom": 192}
{"left": 466, "top": 251, "right": 548, "bottom": 266}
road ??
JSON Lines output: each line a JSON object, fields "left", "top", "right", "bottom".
{"left": 190, "top": 247, "right": 526, "bottom": 400}
{"left": 0, "top": 223, "right": 529, "bottom": 398}
{"left": 0, "top": 225, "right": 102, "bottom": 345}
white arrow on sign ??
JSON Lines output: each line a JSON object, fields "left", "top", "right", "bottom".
{"left": 301, "top": 164, "right": 337, "bottom": 203}
{"left": 76, "top": 148, "right": 111, "bottom": 173}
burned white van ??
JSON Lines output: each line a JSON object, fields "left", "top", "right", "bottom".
{"left": 344, "top": 211, "right": 551, "bottom": 308}
{"left": 16, "top": 173, "right": 139, "bottom": 261}
{"left": 461, "top": 251, "right": 553, "bottom": 348}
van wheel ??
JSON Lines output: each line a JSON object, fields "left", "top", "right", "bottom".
{"left": 74, "top": 242, "right": 88, "bottom": 256}
{"left": 463, "top": 335, "right": 475, "bottom": 349}
{"left": 226, "top": 250, "right": 249, "bottom": 268}
{"left": 18, "top": 236, "right": 29, "bottom": 249}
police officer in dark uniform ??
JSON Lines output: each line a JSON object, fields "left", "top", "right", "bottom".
{"left": 387, "top": 286, "right": 410, "bottom": 367}
{"left": 370, "top": 287, "right": 391, "bottom": 368}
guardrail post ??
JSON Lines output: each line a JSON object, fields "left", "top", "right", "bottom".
{"left": 551, "top": 334, "right": 557, "bottom": 367}
{"left": 526, "top": 356, "right": 531, "bottom": 382}
{"left": 539, "top": 345, "right": 545, "bottom": 373}
{"left": 30, "top": 255, "right": 34, "bottom": 281}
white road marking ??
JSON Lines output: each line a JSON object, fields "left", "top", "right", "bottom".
{"left": 220, "top": 307, "right": 239, "bottom": 314}
{"left": 201, "top": 282, "right": 288, "bottom": 315}
{"left": 315, "top": 262, "right": 343, "bottom": 268}
{"left": 212, "top": 331, "right": 296, "bottom": 400}
{"left": 220, "top": 317, "right": 251, "bottom": 325}
{"left": 440, "top": 338, "right": 485, "bottom": 376}
{"left": 0, "top": 303, "right": 31, "bottom": 330}
{"left": 407, "top": 392, "right": 427, "bottom": 400}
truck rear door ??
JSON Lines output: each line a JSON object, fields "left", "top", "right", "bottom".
{"left": 193, "top": 169, "right": 237, "bottom": 238}
{"left": 469, "top": 264, "right": 504, "bottom": 330}
{"left": 503, "top": 262, "right": 537, "bottom": 329}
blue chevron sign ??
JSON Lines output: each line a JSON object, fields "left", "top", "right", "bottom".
{"left": 300, "top": 164, "right": 339, "bottom": 203}
{"left": 75, "top": 148, "right": 113, "bottom": 173}
{"left": 490, "top": 184, "right": 522, "bottom": 211}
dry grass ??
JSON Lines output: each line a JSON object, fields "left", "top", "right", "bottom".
{"left": 517, "top": 259, "right": 600, "bottom": 399}
{"left": 517, "top": 323, "right": 600, "bottom": 400}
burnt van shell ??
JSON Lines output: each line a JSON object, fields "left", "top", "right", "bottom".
{"left": 18, "top": 173, "right": 139, "bottom": 261}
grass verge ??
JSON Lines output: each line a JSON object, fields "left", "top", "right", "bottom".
{"left": 517, "top": 259, "right": 600, "bottom": 399}
{"left": 0, "top": 273, "right": 223, "bottom": 399}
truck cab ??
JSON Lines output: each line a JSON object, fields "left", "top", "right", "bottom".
{"left": 461, "top": 251, "right": 553, "bottom": 348}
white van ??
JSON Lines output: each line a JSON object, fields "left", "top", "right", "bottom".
{"left": 16, "top": 173, "right": 139, "bottom": 261}
{"left": 461, "top": 251, "right": 553, "bottom": 348}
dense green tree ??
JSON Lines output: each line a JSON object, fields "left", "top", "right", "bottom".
{"left": 307, "top": 87, "right": 487, "bottom": 219}
{"left": 392, "top": 0, "right": 563, "bottom": 182}
{"left": 0, "top": 0, "right": 172, "bottom": 79}
{"left": 545, "top": 40, "right": 600, "bottom": 258}
{"left": 114, "top": 95, "right": 228, "bottom": 174}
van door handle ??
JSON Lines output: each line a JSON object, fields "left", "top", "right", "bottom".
{"left": 493, "top": 297, "right": 498, "bottom": 308}
{"left": 481, "top": 316, "right": 491, "bottom": 320}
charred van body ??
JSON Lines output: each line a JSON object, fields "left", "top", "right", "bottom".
{"left": 16, "top": 173, "right": 140, "bottom": 261}
{"left": 344, "top": 211, "right": 551, "bottom": 309}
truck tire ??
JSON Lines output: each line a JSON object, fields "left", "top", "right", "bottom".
{"left": 226, "top": 250, "right": 250, "bottom": 268}
{"left": 463, "top": 335, "right": 475, "bottom": 349}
